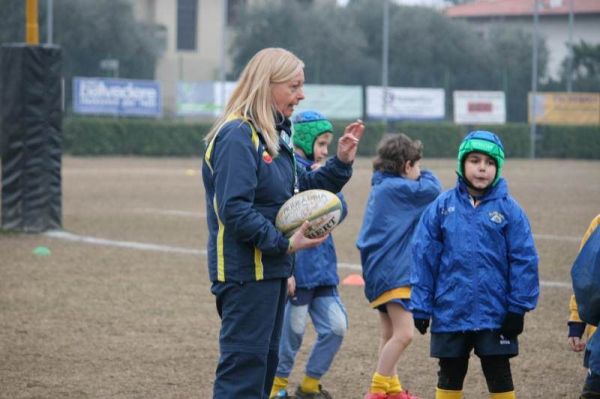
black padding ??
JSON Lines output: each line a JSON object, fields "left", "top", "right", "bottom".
{"left": 1, "top": 44, "right": 63, "bottom": 232}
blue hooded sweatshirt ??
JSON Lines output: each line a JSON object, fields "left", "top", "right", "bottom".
{"left": 356, "top": 170, "right": 442, "bottom": 303}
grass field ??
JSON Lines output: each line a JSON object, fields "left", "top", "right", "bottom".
{"left": 1, "top": 156, "right": 599, "bottom": 399}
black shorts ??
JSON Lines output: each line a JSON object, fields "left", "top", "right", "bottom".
{"left": 431, "top": 330, "right": 519, "bottom": 358}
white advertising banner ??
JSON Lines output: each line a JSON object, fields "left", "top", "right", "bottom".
{"left": 176, "top": 81, "right": 237, "bottom": 117}
{"left": 454, "top": 91, "right": 506, "bottom": 124}
{"left": 177, "top": 81, "right": 363, "bottom": 119}
{"left": 295, "top": 84, "right": 362, "bottom": 120}
{"left": 366, "top": 86, "right": 445, "bottom": 120}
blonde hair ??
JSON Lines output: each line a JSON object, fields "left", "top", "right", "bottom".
{"left": 204, "top": 47, "right": 305, "bottom": 157}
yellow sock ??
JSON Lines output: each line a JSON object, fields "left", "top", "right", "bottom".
{"left": 369, "top": 372, "right": 390, "bottom": 394}
{"left": 300, "top": 375, "right": 320, "bottom": 394}
{"left": 436, "top": 387, "right": 463, "bottom": 399}
{"left": 490, "top": 392, "right": 516, "bottom": 399}
{"left": 388, "top": 375, "right": 402, "bottom": 393}
{"left": 269, "top": 376, "right": 288, "bottom": 398}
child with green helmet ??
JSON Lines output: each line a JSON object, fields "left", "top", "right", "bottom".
{"left": 411, "top": 130, "right": 539, "bottom": 399}
{"left": 292, "top": 110, "right": 334, "bottom": 163}
{"left": 456, "top": 130, "right": 505, "bottom": 190}
{"left": 270, "top": 110, "right": 348, "bottom": 399}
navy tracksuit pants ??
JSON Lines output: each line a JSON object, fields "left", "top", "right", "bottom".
{"left": 211, "top": 278, "right": 287, "bottom": 399}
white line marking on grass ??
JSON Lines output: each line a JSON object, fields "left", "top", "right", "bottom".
{"left": 45, "top": 231, "right": 572, "bottom": 289}
{"left": 135, "top": 208, "right": 205, "bottom": 218}
{"left": 534, "top": 234, "right": 580, "bottom": 243}
{"left": 540, "top": 281, "right": 572, "bottom": 288}
{"left": 45, "top": 230, "right": 206, "bottom": 255}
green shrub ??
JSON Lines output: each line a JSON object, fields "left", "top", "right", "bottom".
{"left": 62, "top": 117, "right": 600, "bottom": 159}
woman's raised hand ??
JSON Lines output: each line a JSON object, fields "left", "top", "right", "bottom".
{"left": 336, "top": 119, "right": 365, "bottom": 163}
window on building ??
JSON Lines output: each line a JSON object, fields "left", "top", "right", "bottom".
{"left": 177, "top": 0, "right": 198, "bottom": 51}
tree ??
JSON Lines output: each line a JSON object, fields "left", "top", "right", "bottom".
{"left": 347, "top": 2, "right": 494, "bottom": 88}
{"left": 0, "top": 0, "right": 161, "bottom": 82}
{"left": 487, "top": 26, "right": 548, "bottom": 122}
{"left": 547, "top": 40, "right": 600, "bottom": 92}
{"left": 229, "top": 0, "right": 548, "bottom": 122}
{"left": 230, "top": 2, "right": 375, "bottom": 85}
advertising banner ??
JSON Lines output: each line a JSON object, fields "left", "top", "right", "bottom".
{"left": 453, "top": 91, "right": 506, "bottom": 124}
{"left": 528, "top": 92, "right": 600, "bottom": 125}
{"left": 296, "top": 84, "right": 362, "bottom": 120}
{"left": 366, "top": 86, "right": 445, "bottom": 120}
{"left": 177, "top": 81, "right": 362, "bottom": 120}
{"left": 73, "top": 77, "right": 161, "bottom": 117}
{"left": 176, "top": 81, "right": 236, "bottom": 117}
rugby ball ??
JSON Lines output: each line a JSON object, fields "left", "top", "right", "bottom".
{"left": 276, "top": 189, "right": 343, "bottom": 239}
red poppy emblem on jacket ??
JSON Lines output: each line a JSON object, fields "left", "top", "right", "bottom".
{"left": 262, "top": 151, "right": 272, "bottom": 164}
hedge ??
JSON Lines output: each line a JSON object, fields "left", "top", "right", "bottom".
{"left": 62, "top": 117, "right": 600, "bottom": 159}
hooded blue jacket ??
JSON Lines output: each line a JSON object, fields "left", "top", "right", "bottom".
{"left": 202, "top": 117, "right": 352, "bottom": 283}
{"left": 410, "top": 177, "right": 539, "bottom": 333}
{"left": 571, "top": 224, "right": 600, "bottom": 374}
{"left": 293, "top": 155, "right": 348, "bottom": 288}
{"left": 356, "top": 170, "right": 442, "bottom": 302}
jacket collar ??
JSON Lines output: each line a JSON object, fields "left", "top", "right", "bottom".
{"left": 457, "top": 175, "right": 507, "bottom": 202}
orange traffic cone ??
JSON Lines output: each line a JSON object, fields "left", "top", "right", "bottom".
{"left": 342, "top": 273, "right": 365, "bottom": 286}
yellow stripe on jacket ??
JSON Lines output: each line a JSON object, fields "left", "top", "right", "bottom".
{"left": 569, "top": 214, "right": 600, "bottom": 338}
{"left": 205, "top": 114, "right": 263, "bottom": 282}
{"left": 213, "top": 196, "right": 225, "bottom": 282}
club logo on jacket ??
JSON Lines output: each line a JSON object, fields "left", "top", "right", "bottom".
{"left": 262, "top": 151, "right": 273, "bottom": 164}
{"left": 441, "top": 206, "right": 455, "bottom": 216}
{"left": 489, "top": 211, "right": 505, "bottom": 224}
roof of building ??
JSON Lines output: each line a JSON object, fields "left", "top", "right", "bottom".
{"left": 445, "top": 0, "right": 600, "bottom": 18}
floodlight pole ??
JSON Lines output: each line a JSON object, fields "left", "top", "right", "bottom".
{"left": 47, "top": 0, "right": 53, "bottom": 44}
{"left": 382, "top": 0, "right": 389, "bottom": 130}
{"left": 530, "top": 0, "right": 540, "bottom": 159}
{"left": 566, "top": 0, "right": 574, "bottom": 92}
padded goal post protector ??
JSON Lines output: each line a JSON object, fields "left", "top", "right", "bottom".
{"left": 1, "top": 44, "right": 63, "bottom": 232}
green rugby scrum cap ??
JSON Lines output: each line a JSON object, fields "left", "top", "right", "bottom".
{"left": 457, "top": 130, "right": 505, "bottom": 186}
{"left": 292, "top": 110, "right": 333, "bottom": 160}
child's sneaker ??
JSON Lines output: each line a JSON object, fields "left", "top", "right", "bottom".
{"left": 295, "top": 385, "right": 333, "bottom": 399}
{"left": 363, "top": 393, "right": 387, "bottom": 399}
{"left": 386, "top": 391, "right": 421, "bottom": 399}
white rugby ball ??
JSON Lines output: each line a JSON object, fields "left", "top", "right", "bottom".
{"left": 276, "top": 189, "right": 343, "bottom": 239}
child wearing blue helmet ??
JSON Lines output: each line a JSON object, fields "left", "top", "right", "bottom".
{"left": 410, "top": 131, "right": 540, "bottom": 399}
{"left": 270, "top": 110, "right": 348, "bottom": 399}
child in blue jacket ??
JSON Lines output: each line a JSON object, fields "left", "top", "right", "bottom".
{"left": 357, "top": 133, "right": 442, "bottom": 399}
{"left": 411, "top": 131, "right": 539, "bottom": 399}
{"left": 270, "top": 111, "right": 348, "bottom": 399}
{"left": 570, "top": 214, "right": 600, "bottom": 399}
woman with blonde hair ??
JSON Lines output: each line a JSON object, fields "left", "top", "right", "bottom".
{"left": 202, "top": 47, "right": 364, "bottom": 399}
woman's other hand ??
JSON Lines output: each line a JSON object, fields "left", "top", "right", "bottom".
{"left": 287, "top": 221, "right": 329, "bottom": 253}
